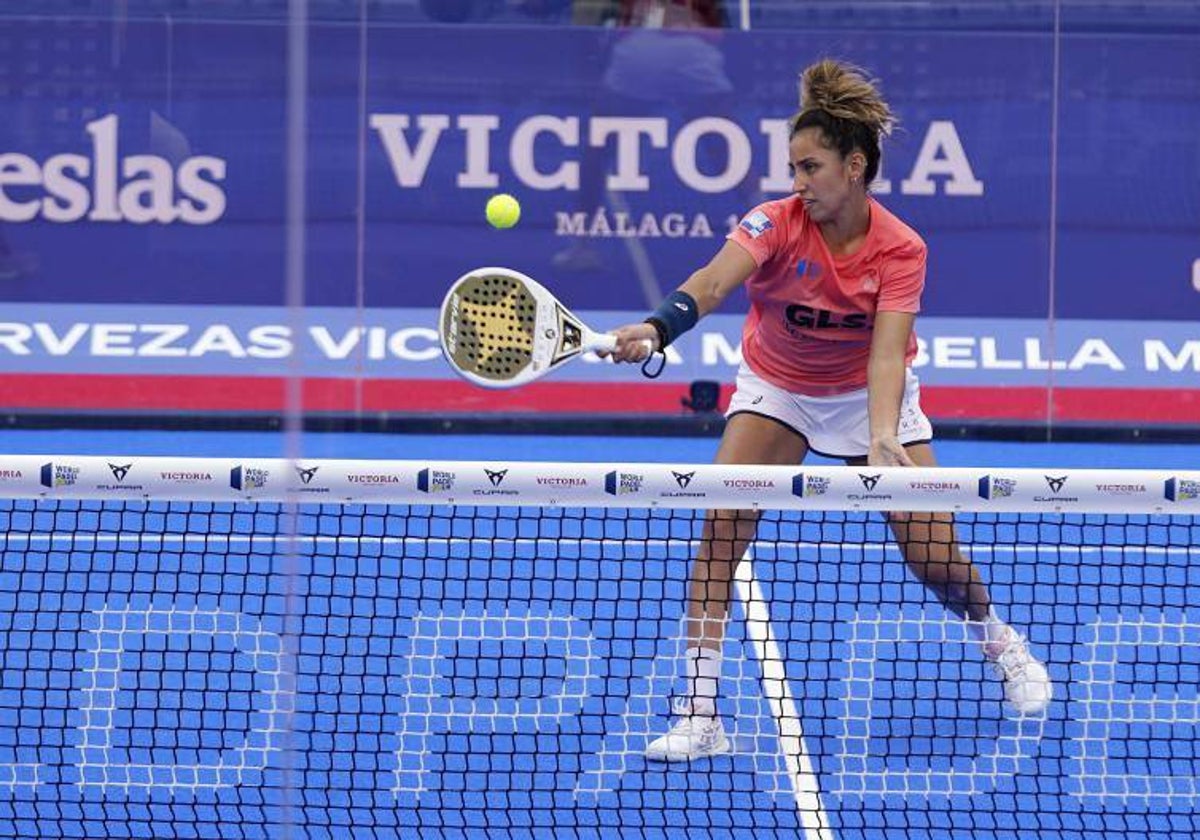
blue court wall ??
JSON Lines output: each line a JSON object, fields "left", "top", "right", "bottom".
{"left": 0, "top": 10, "right": 1196, "bottom": 426}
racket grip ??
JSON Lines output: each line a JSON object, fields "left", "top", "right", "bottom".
{"left": 593, "top": 334, "right": 619, "bottom": 352}
{"left": 595, "top": 335, "right": 655, "bottom": 355}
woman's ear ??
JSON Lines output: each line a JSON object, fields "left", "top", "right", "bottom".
{"left": 848, "top": 152, "right": 867, "bottom": 183}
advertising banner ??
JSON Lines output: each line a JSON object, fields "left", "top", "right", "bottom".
{"left": 0, "top": 19, "right": 1196, "bottom": 423}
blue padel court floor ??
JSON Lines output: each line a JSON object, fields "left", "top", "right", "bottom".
{"left": 0, "top": 429, "right": 1196, "bottom": 839}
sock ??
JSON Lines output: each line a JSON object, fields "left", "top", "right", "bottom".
{"left": 685, "top": 646, "right": 721, "bottom": 717}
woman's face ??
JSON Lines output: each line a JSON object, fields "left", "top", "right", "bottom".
{"left": 788, "top": 127, "right": 861, "bottom": 224}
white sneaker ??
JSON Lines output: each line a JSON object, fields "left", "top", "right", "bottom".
{"left": 985, "top": 628, "right": 1053, "bottom": 715}
{"left": 644, "top": 703, "right": 730, "bottom": 762}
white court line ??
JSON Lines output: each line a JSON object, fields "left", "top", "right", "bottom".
{"left": 0, "top": 533, "right": 1195, "bottom": 556}
{"left": 734, "top": 547, "right": 835, "bottom": 840}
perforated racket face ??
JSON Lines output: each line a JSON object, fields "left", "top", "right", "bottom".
{"left": 441, "top": 271, "right": 538, "bottom": 382}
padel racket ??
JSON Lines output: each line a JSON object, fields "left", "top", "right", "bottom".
{"left": 439, "top": 266, "right": 622, "bottom": 389}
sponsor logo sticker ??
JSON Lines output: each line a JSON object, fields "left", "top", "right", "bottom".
{"left": 347, "top": 473, "right": 401, "bottom": 485}
{"left": 739, "top": 210, "right": 773, "bottom": 238}
{"left": 977, "top": 475, "right": 1016, "bottom": 499}
{"left": 159, "top": 470, "right": 214, "bottom": 484}
{"left": 847, "top": 473, "right": 891, "bottom": 501}
{"left": 605, "top": 471, "right": 644, "bottom": 496}
{"left": 660, "top": 469, "right": 705, "bottom": 499}
{"left": 96, "top": 462, "right": 144, "bottom": 492}
{"left": 41, "top": 463, "right": 80, "bottom": 488}
{"left": 1033, "top": 474, "right": 1078, "bottom": 503}
{"left": 1165, "top": 477, "right": 1200, "bottom": 502}
{"left": 417, "top": 468, "right": 456, "bottom": 493}
{"left": 230, "top": 466, "right": 269, "bottom": 491}
{"left": 791, "top": 473, "right": 830, "bottom": 498}
{"left": 536, "top": 476, "right": 588, "bottom": 488}
{"left": 474, "top": 468, "right": 518, "bottom": 497}
{"left": 722, "top": 478, "right": 775, "bottom": 490}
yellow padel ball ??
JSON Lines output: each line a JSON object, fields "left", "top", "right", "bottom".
{"left": 485, "top": 193, "right": 521, "bottom": 229}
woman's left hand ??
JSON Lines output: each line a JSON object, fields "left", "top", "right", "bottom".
{"left": 868, "top": 435, "right": 916, "bottom": 467}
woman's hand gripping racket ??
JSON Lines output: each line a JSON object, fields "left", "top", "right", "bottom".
{"left": 439, "top": 266, "right": 654, "bottom": 389}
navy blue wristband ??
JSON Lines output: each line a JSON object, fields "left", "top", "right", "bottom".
{"left": 644, "top": 290, "right": 699, "bottom": 349}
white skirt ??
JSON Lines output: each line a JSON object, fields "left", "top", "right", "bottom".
{"left": 724, "top": 362, "right": 934, "bottom": 460}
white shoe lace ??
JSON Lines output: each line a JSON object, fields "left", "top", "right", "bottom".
{"left": 986, "top": 630, "right": 1053, "bottom": 714}
{"left": 669, "top": 695, "right": 715, "bottom": 719}
{"left": 992, "top": 641, "right": 1032, "bottom": 682}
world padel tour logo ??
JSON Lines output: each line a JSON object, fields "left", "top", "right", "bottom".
{"left": 230, "top": 465, "right": 268, "bottom": 491}
{"left": 978, "top": 475, "right": 1016, "bottom": 499}
{"left": 1165, "top": 477, "right": 1200, "bottom": 502}
{"left": 660, "top": 470, "right": 704, "bottom": 499}
{"left": 605, "top": 471, "right": 644, "bottom": 496}
{"left": 848, "top": 473, "right": 891, "bottom": 501}
{"left": 1034, "top": 474, "right": 1078, "bottom": 503}
{"left": 417, "top": 468, "right": 455, "bottom": 493}
{"left": 791, "top": 473, "right": 830, "bottom": 498}
{"left": 474, "top": 468, "right": 518, "bottom": 497}
{"left": 40, "top": 462, "right": 79, "bottom": 488}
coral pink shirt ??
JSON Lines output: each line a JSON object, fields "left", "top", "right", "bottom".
{"left": 727, "top": 194, "right": 926, "bottom": 396}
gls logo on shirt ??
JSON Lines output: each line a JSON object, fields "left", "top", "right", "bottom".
{"left": 784, "top": 305, "right": 869, "bottom": 330}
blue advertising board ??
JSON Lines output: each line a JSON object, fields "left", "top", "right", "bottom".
{"left": 0, "top": 19, "right": 1196, "bottom": 422}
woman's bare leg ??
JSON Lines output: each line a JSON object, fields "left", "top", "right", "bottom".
{"left": 847, "top": 442, "right": 1053, "bottom": 713}
{"left": 687, "top": 413, "right": 809, "bottom": 650}
{"left": 846, "top": 442, "right": 991, "bottom": 622}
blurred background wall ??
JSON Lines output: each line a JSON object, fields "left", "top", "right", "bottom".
{"left": 0, "top": 1, "right": 1197, "bottom": 436}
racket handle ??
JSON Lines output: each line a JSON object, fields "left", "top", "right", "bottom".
{"left": 593, "top": 334, "right": 618, "bottom": 352}
{"left": 593, "top": 335, "right": 655, "bottom": 355}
